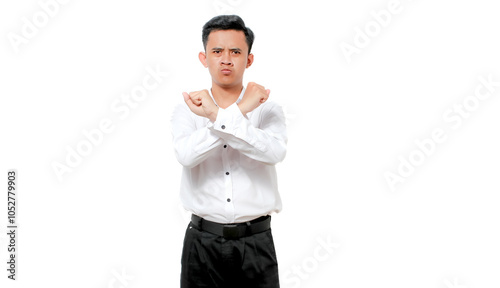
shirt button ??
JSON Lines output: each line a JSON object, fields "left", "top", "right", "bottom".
{"left": 227, "top": 198, "right": 231, "bottom": 202}
{"left": 225, "top": 172, "right": 230, "bottom": 175}
{"left": 221, "top": 125, "right": 226, "bottom": 129}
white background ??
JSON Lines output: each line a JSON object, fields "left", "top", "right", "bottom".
{"left": 1, "top": 0, "right": 500, "bottom": 287}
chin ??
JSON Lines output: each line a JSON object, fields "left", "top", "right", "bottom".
{"left": 215, "top": 79, "right": 240, "bottom": 87}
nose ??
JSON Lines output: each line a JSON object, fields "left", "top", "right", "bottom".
{"left": 220, "top": 52, "right": 232, "bottom": 66}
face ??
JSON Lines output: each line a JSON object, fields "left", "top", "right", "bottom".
{"left": 199, "top": 29, "right": 254, "bottom": 89}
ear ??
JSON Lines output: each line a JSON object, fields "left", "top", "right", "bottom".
{"left": 246, "top": 53, "right": 254, "bottom": 68}
{"left": 199, "top": 51, "right": 208, "bottom": 68}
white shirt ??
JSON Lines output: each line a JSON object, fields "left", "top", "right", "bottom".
{"left": 171, "top": 87, "right": 287, "bottom": 223}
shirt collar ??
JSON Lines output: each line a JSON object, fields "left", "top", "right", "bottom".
{"left": 209, "top": 86, "right": 246, "bottom": 106}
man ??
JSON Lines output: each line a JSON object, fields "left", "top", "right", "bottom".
{"left": 171, "top": 15, "right": 287, "bottom": 287}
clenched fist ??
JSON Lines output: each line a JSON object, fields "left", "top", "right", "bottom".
{"left": 237, "top": 82, "right": 270, "bottom": 116}
{"left": 183, "top": 89, "right": 219, "bottom": 122}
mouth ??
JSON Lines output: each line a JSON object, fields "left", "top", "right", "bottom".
{"left": 221, "top": 69, "right": 232, "bottom": 75}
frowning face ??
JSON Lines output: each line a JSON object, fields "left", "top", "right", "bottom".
{"left": 199, "top": 29, "right": 253, "bottom": 89}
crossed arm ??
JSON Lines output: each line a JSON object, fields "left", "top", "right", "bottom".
{"left": 172, "top": 82, "right": 287, "bottom": 168}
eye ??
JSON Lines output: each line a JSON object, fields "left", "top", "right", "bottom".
{"left": 232, "top": 51, "right": 241, "bottom": 54}
{"left": 213, "top": 50, "right": 221, "bottom": 54}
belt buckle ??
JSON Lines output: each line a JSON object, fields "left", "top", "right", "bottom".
{"left": 222, "top": 224, "right": 240, "bottom": 239}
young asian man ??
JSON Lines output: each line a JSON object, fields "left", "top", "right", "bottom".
{"left": 171, "top": 15, "right": 287, "bottom": 288}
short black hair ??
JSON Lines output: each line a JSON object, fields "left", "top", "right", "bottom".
{"left": 202, "top": 15, "right": 255, "bottom": 54}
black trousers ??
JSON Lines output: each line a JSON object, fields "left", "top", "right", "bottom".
{"left": 180, "top": 220, "right": 280, "bottom": 288}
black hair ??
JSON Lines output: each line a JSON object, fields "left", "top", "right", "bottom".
{"left": 202, "top": 15, "right": 255, "bottom": 54}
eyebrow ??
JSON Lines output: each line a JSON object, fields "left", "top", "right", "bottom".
{"left": 211, "top": 47, "right": 242, "bottom": 52}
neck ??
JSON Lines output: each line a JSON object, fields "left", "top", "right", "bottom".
{"left": 211, "top": 83, "right": 243, "bottom": 109}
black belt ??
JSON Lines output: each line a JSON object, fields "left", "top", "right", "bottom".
{"left": 190, "top": 214, "right": 271, "bottom": 239}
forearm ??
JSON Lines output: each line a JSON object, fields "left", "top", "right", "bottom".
{"left": 209, "top": 102, "right": 287, "bottom": 165}
{"left": 172, "top": 104, "right": 223, "bottom": 168}
{"left": 216, "top": 127, "right": 287, "bottom": 165}
{"left": 173, "top": 129, "right": 223, "bottom": 168}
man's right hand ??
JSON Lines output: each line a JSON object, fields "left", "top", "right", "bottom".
{"left": 238, "top": 82, "right": 270, "bottom": 116}
{"left": 183, "top": 90, "right": 219, "bottom": 122}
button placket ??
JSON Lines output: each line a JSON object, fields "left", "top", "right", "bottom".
{"left": 221, "top": 141, "right": 234, "bottom": 219}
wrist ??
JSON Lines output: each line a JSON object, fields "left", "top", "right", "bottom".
{"left": 237, "top": 102, "right": 249, "bottom": 116}
{"left": 207, "top": 107, "right": 219, "bottom": 122}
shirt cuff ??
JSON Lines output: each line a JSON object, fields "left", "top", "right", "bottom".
{"left": 210, "top": 103, "right": 245, "bottom": 136}
{"left": 208, "top": 103, "right": 268, "bottom": 153}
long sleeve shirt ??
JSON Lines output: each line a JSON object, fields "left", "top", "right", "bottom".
{"left": 171, "top": 87, "right": 287, "bottom": 223}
